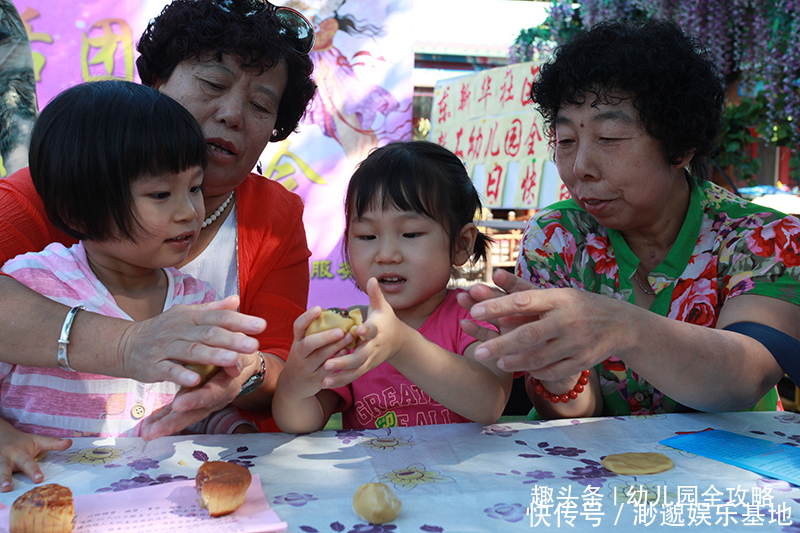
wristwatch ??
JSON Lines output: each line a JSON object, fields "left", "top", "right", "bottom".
{"left": 238, "top": 352, "right": 266, "bottom": 397}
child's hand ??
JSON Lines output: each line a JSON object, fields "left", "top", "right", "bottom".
{"left": 320, "top": 278, "right": 408, "bottom": 388}
{"left": 278, "top": 306, "right": 358, "bottom": 400}
{"left": 0, "top": 418, "right": 72, "bottom": 492}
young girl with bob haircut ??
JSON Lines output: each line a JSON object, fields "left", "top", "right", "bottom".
{"left": 273, "top": 141, "right": 513, "bottom": 432}
{"left": 0, "top": 80, "right": 254, "bottom": 440}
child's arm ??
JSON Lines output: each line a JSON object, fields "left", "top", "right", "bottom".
{"left": 0, "top": 417, "right": 72, "bottom": 492}
{"left": 525, "top": 371, "right": 603, "bottom": 419}
{"left": 272, "top": 307, "right": 352, "bottom": 434}
{"left": 324, "top": 278, "right": 514, "bottom": 424}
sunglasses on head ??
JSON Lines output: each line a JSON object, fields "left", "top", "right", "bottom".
{"left": 211, "top": 0, "right": 315, "bottom": 54}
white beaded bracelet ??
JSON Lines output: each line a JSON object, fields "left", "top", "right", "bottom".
{"left": 57, "top": 306, "right": 85, "bottom": 372}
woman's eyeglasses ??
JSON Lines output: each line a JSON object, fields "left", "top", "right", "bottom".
{"left": 211, "top": 0, "right": 315, "bottom": 54}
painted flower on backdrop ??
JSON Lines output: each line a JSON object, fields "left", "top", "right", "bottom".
{"left": 378, "top": 463, "right": 454, "bottom": 491}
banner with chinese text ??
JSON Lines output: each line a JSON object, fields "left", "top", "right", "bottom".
{"left": 429, "top": 61, "right": 569, "bottom": 209}
{"left": 10, "top": 0, "right": 413, "bottom": 308}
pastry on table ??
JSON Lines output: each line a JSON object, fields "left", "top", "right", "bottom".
{"left": 10, "top": 483, "right": 74, "bottom": 533}
{"left": 195, "top": 461, "right": 252, "bottom": 517}
{"left": 352, "top": 482, "right": 401, "bottom": 524}
{"left": 305, "top": 307, "right": 363, "bottom": 349}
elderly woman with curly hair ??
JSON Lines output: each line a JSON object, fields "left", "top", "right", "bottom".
{"left": 0, "top": 0, "right": 317, "bottom": 489}
{"left": 458, "top": 20, "right": 800, "bottom": 420}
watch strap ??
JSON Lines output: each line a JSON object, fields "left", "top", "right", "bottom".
{"left": 238, "top": 351, "right": 266, "bottom": 397}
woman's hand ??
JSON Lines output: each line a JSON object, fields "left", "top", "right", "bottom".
{"left": 139, "top": 348, "right": 273, "bottom": 440}
{"left": 319, "top": 278, "right": 407, "bottom": 389}
{"left": 459, "top": 269, "right": 638, "bottom": 379}
{"left": 118, "top": 295, "right": 265, "bottom": 387}
{"left": 0, "top": 418, "right": 72, "bottom": 492}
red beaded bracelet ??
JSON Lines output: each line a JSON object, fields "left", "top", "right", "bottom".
{"left": 531, "top": 370, "right": 591, "bottom": 404}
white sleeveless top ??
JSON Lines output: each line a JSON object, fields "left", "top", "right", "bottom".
{"left": 181, "top": 201, "right": 239, "bottom": 299}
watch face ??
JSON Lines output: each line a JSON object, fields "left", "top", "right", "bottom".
{"left": 239, "top": 353, "right": 266, "bottom": 396}
{"left": 239, "top": 376, "right": 260, "bottom": 396}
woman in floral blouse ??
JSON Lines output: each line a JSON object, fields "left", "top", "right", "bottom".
{"left": 457, "top": 20, "right": 800, "bottom": 419}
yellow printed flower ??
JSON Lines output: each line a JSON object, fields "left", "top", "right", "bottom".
{"left": 64, "top": 446, "right": 130, "bottom": 466}
{"left": 378, "top": 463, "right": 454, "bottom": 491}
{"left": 358, "top": 436, "right": 416, "bottom": 452}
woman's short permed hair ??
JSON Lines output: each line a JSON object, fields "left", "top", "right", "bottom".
{"left": 531, "top": 20, "right": 725, "bottom": 180}
{"left": 28, "top": 80, "right": 207, "bottom": 241}
{"left": 136, "top": 0, "right": 316, "bottom": 142}
{"left": 343, "top": 141, "right": 491, "bottom": 264}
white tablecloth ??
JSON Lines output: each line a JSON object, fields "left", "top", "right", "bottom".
{"left": 2, "top": 411, "right": 799, "bottom": 531}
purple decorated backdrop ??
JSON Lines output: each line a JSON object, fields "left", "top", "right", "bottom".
{"left": 11, "top": 0, "right": 414, "bottom": 309}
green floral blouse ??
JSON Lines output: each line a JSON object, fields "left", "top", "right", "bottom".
{"left": 518, "top": 179, "right": 800, "bottom": 417}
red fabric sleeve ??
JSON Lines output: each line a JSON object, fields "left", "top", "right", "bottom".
{"left": 0, "top": 168, "right": 76, "bottom": 265}
{"left": 236, "top": 173, "right": 310, "bottom": 359}
{"left": 234, "top": 174, "right": 311, "bottom": 431}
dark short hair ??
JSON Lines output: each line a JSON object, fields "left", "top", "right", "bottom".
{"left": 344, "top": 141, "right": 491, "bottom": 264}
{"left": 136, "top": 0, "right": 316, "bottom": 142}
{"left": 28, "top": 80, "right": 207, "bottom": 241}
{"left": 531, "top": 20, "right": 725, "bottom": 180}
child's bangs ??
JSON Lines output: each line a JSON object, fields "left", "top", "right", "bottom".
{"left": 351, "top": 160, "right": 440, "bottom": 223}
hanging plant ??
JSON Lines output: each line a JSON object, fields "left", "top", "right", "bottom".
{"left": 511, "top": 0, "right": 800, "bottom": 182}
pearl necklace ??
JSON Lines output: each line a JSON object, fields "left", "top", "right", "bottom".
{"left": 202, "top": 192, "right": 234, "bottom": 229}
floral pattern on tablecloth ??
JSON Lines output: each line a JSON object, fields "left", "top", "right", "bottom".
{"left": 377, "top": 463, "right": 454, "bottom": 491}
{"left": 3, "top": 412, "right": 800, "bottom": 532}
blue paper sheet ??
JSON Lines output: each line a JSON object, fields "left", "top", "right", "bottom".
{"left": 659, "top": 430, "right": 800, "bottom": 486}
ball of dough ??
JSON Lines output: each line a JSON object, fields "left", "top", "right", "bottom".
{"left": 305, "top": 308, "right": 363, "bottom": 349}
{"left": 352, "top": 482, "right": 401, "bottom": 524}
{"left": 601, "top": 452, "right": 674, "bottom": 475}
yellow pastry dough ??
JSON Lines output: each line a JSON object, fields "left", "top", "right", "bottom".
{"left": 305, "top": 308, "right": 363, "bottom": 349}
{"left": 184, "top": 364, "right": 221, "bottom": 386}
{"left": 601, "top": 452, "right": 674, "bottom": 475}
{"left": 352, "top": 482, "right": 401, "bottom": 524}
